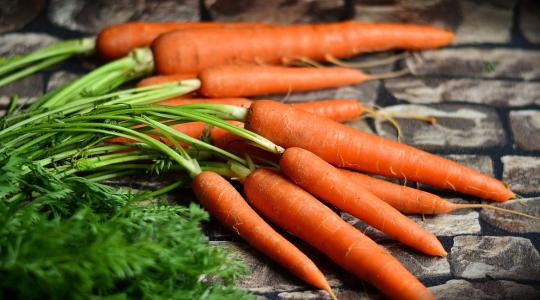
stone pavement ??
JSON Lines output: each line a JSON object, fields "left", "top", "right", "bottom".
{"left": 0, "top": 0, "right": 539, "bottom": 299}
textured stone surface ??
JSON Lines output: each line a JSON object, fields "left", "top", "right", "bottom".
{"left": 451, "top": 236, "right": 540, "bottom": 280}
{"left": 384, "top": 243, "right": 451, "bottom": 279}
{"left": 48, "top": 0, "right": 199, "bottom": 33}
{"left": 385, "top": 77, "right": 540, "bottom": 106}
{"left": 0, "top": 32, "right": 58, "bottom": 56}
{"left": 0, "top": 0, "right": 45, "bottom": 33}
{"left": 205, "top": 0, "right": 345, "bottom": 23}
{"left": 277, "top": 289, "right": 383, "bottom": 300}
{"left": 405, "top": 48, "right": 540, "bottom": 80}
{"left": 430, "top": 279, "right": 540, "bottom": 300}
{"left": 46, "top": 71, "right": 79, "bottom": 91}
{"left": 343, "top": 209, "right": 481, "bottom": 240}
{"left": 0, "top": 74, "right": 43, "bottom": 107}
{"left": 354, "top": 0, "right": 516, "bottom": 44}
{"left": 519, "top": 0, "right": 540, "bottom": 44}
{"left": 509, "top": 110, "right": 540, "bottom": 151}
{"left": 502, "top": 156, "right": 540, "bottom": 194}
{"left": 373, "top": 104, "right": 506, "bottom": 150}
{"left": 446, "top": 155, "right": 494, "bottom": 177}
{"left": 273, "top": 80, "right": 380, "bottom": 105}
{"left": 480, "top": 197, "right": 540, "bottom": 233}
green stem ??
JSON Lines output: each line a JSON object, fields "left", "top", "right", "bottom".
{"left": 0, "top": 54, "right": 71, "bottom": 88}
{"left": 85, "top": 169, "right": 137, "bottom": 182}
{"left": 134, "top": 180, "right": 188, "bottom": 201}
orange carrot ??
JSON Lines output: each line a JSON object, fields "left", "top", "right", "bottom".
{"left": 244, "top": 169, "right": 434, "bottom": 300}
{"left": 280, "top": 147, "right": 446, "bottom": 256}
{"left": 97, "top": 22, "right": 266, "bottom": 60}
{"left": 159, "top": 98, "right": 253, "bottom": 108}
{"left": 106, "top": 122, "right": 208, "bottom": 145}
{"left": 245, "top": 100, "right": 514, "bottom": 202}
{"left": 152, "top": 21, "right": 454, "bottom": 75}
{"left": 198, "top": 65, "right": 369, "bottom": 98}
{"left": 193, "top": 171, "right": 335, "bottom": 297}
{"left": 291, "top": 99, "right": 365, "bottom": 122}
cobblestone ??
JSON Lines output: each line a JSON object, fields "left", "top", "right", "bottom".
{"left": 502, "top": 156, "right": 540, "bottom": 194}
{"left": 451, "top": 235, "right": 540, "bottom": 280}
{"left": 509, "top": 110, "right": 540, "bottom": 151}
{"left": 430, "top": 279, "right": 540, "bottom": 300}
{"left": 0, "top": 0, "right": 45, "bottom": 33}
{"left": 480, "top": 197, "right": 540, "bottom": 233}
{"left": 373, "top": 104, "right": 506, "bottom": 150}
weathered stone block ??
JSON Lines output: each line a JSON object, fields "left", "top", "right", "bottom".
{"left": 0, "top": 74, "right": 43, "bottom": 107}
{"left": 0, "top": 0, "right": 46, "bottom": 33}
{"left": 46, "top": 71, "right": 79, "bottom": 92}
{"left": 509, "top": 110, "right": 540, "bottom": 151}
{"left": 354, "top": 0, "right": 516, "bottom": 44}
{"left": 451, "top": 235, "right": 540, "bottom": 280}
{"left": 204, "top": 0, "right": 345, "bottom": 23}
{"left": 405, "top": 48, "right": 540, "bottom": 80}
{"left": 502, "top": 156, "right": 540, "bottom": 194}
{"left": 446, "top": 155, "right": 494, "bottom": 177}
{"left": 519, "top": 0, "right": 540, "bottom": 44}
{"left": 48, "top": 0, "right": 199, "bottom": 33}
{"left": 480, "top": 197, "right": 540, "bottom": 233}
{"left": 373, "top": 104, "right": 506, "bottom": 150}
{"left": 0, "top": 32, "right": 58, "bottom": 56}
{"left": 383, "top": 243, "right": 451, "bottom": 279}
{"left": 430, "top": 279, "right": 540, "bottom": 300}
{"left": 277, "top": 289, "right": 383, "bottom": 300}
{"left": 385, "top": 77, "right": 540, "bottom": 106}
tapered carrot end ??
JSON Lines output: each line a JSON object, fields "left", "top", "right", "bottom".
{"left": 326, "top": 288, "right": 338, "bottom": 300}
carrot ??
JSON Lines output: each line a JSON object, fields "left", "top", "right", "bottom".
{"left": 340, "top": 169, "right": 539, "bottom": 219}
{"left": 106, "top": 122, "right": 209, "bottom": 145}
{"left": 152, "top": 21, "right": 454, "bottom": 75}
{"left": 291, "top": 99, "right": 365, "bottom": 122}
{"left": 244, "top": 169, "right": 434, "bottom": 300}
{"left": 280, "top": 147, "right": 446, "bottom": 256}
{"left": 97, "top": 21, "right": 266, "bottom": 60}
{"left": 192, "top": 171, "right": 335, "bottom": 298}
{"left": 198, "top": 65, "right": 369, "bottom": 98}
{"left": 244, "top": 100, "right": 514, "bottom": 202}
{"left": 159, "top": 98, "right": 254, "bottom": 108}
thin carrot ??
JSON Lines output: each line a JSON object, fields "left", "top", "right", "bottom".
{"left": 152, "top": 21, "right": 454, "bottom": 75}
{"left": 340, "top": 169, "right": 539, "bottom": 219}
{"left": 244, "top": 168, "right": 435, "bottom": 300}
{"left": 192, "top": 171, "right": 335, "bottom": 297}
{"left": 244, "top": 100, "right": 514, "bottom": 202}
{"left": 280, "top": 147, "right": 446, "bottom": 256}
{"left": 97, "top": 22, "right": 266, "bottom": 60}
{"left": 198, "top": 65, "right": 372, "bottom": 98}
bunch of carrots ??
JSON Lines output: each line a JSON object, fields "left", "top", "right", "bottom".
{"left": 2, "top": 20, "right": 537, "bottom": 300}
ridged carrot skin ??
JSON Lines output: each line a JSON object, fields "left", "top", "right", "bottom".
{"left": 198, "top": 65, "right": 368, "bottom": 98}
{"left": 245, "top": 100, "right": 514, "bottom": 202}
{"left": 292, "top": 99, "right": 365, "bottom": 122}
{"left": 159, "top": 98, "right": 253, "bottom": 108}
{"left": 97, "top": 22, "right": 264, "bottom": 60}
{"left": 280, "top": 147, "right": 446, "bottom": 256}
{"left": 244, "top": 169, "right": 435, "bottom": 300}
{"left": 153, "top": 21, "right": 454, "bottom": 75}
{"left": 193, "top": 171, "right": 333, "bottom": 293}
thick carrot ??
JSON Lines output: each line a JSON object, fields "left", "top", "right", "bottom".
{"left": 245, "top": 100, "right": 514, "bottom": 202}
{"left": 280, "top": 147, "right": 446, "bottom": 256}
{"left": 159, "top": 98, "right": 254, "bottom": 108}
{"left": 244, "top": 169, "right": 434, "bottom": 300}
{"left": 153, "top": 21, "right": 454, "bottom": 75}
{"left": 198, "top": 65, "right": 369, "bottom": 98}
{"left": 292, "top": 99, "right": 365, "bottom": 122}
{"left": 97, "top": 22, "right": 265, "bottom": 60}
{"left": 192, "top": 171, "right": 335, "bottom": 297}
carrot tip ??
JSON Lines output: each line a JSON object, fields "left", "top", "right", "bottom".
{"left": 326, "top": 288, "right": 338, "bottom": 300}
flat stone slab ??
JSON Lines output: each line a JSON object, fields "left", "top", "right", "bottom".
{"left": 204, "top": 0, "right": 345, "bottom": 23}
{"left": 509, "top": 110, "right": 540, "bottom": 151}
{"left": 0, "top": 74, "right": 43, "bottom": 107}
{"left": 385, "top": 77, "right": 540, "bottom": 106}
{"left": 405, "top": 48, "right": 540, "bottom": 80}
{"left": 480, "top": 197, "right": 540, "bottom": 233}
{"left": 502, "top": 156, "right": 540, "bottom": 194}
{"left": 48, "top": 0, "right": 199, "bottom": 33}
{"left": 373, "top": 104, "right": 506, "bottom": 150}
{"left": 277, "top": 289, "right": 383, "bottom": 300}
{"left": 446, "top": 154, "right": 494, "bottom": 177}
{"left": 450, "top": 235, "right": 540, "bottom": 281}
{"left": 0, "top": 0, "right": 45, "bottom": 33}
{"left": 430, "top": 279, "right": 540, "bottom": 300}
{"left": 519, "top": 0, "right": 540, "bottom": 44}
{"left": 353, "top": 0, "right": 516, "bottom": 44}
{"left": 383, "top": 243, "right": 451, "bottom": 279}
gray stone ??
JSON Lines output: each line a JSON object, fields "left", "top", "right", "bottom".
{"left": 405, "top": 48, "right": 540, "bottom": 80}
{"left": 385, "top": 77, "right": 540, "bottom": 107}
{"left": 509, "top": 110, "right": 540, "bottom": 151}
{"left": 354, "top": 0, "right": 516, "bottom": 44}
{"left": 446, "top": 155, "right": 494, "bottom": 177}
{"left": 480, "top": 197, "right": 540, "bottom": 233}
{"left": 277, "top": 289, "right": 383, "bottom": 300}
{"left": 450, "top": 235, "right": 540, "bottom": 280}
{"left": 502, "top": 156, "right": 540, "bottom": 194}
{"left": 0, "top": 0, "right": 46, "bottom": 33}
{"left": 46, "top": 71, "right": 79, "bottom": 92}
{"left": 384, "top": 243, "right": 451, "bottom": 279}
{"left": 373, "top": 104, "right": 506, "bottom": 150}
{"left": 0, "top": 33, "right": 58, "bottom": 56}
{"left": 0, "top": 74, "right": 43, "bottom": 107}
{"left": 48, "top": 0, "right": 199, "bottom": 33}
{"left": 205, "top": 0, "right": 345, "bottom": 24}
{"left": 430, "top": 279, "right": 540, "bottom": 300}
{"left": 343, "top": 207, "right": 480, "bottom": 239}
{"left": 519, "top": 0, "right": 540, "bottom": 44}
